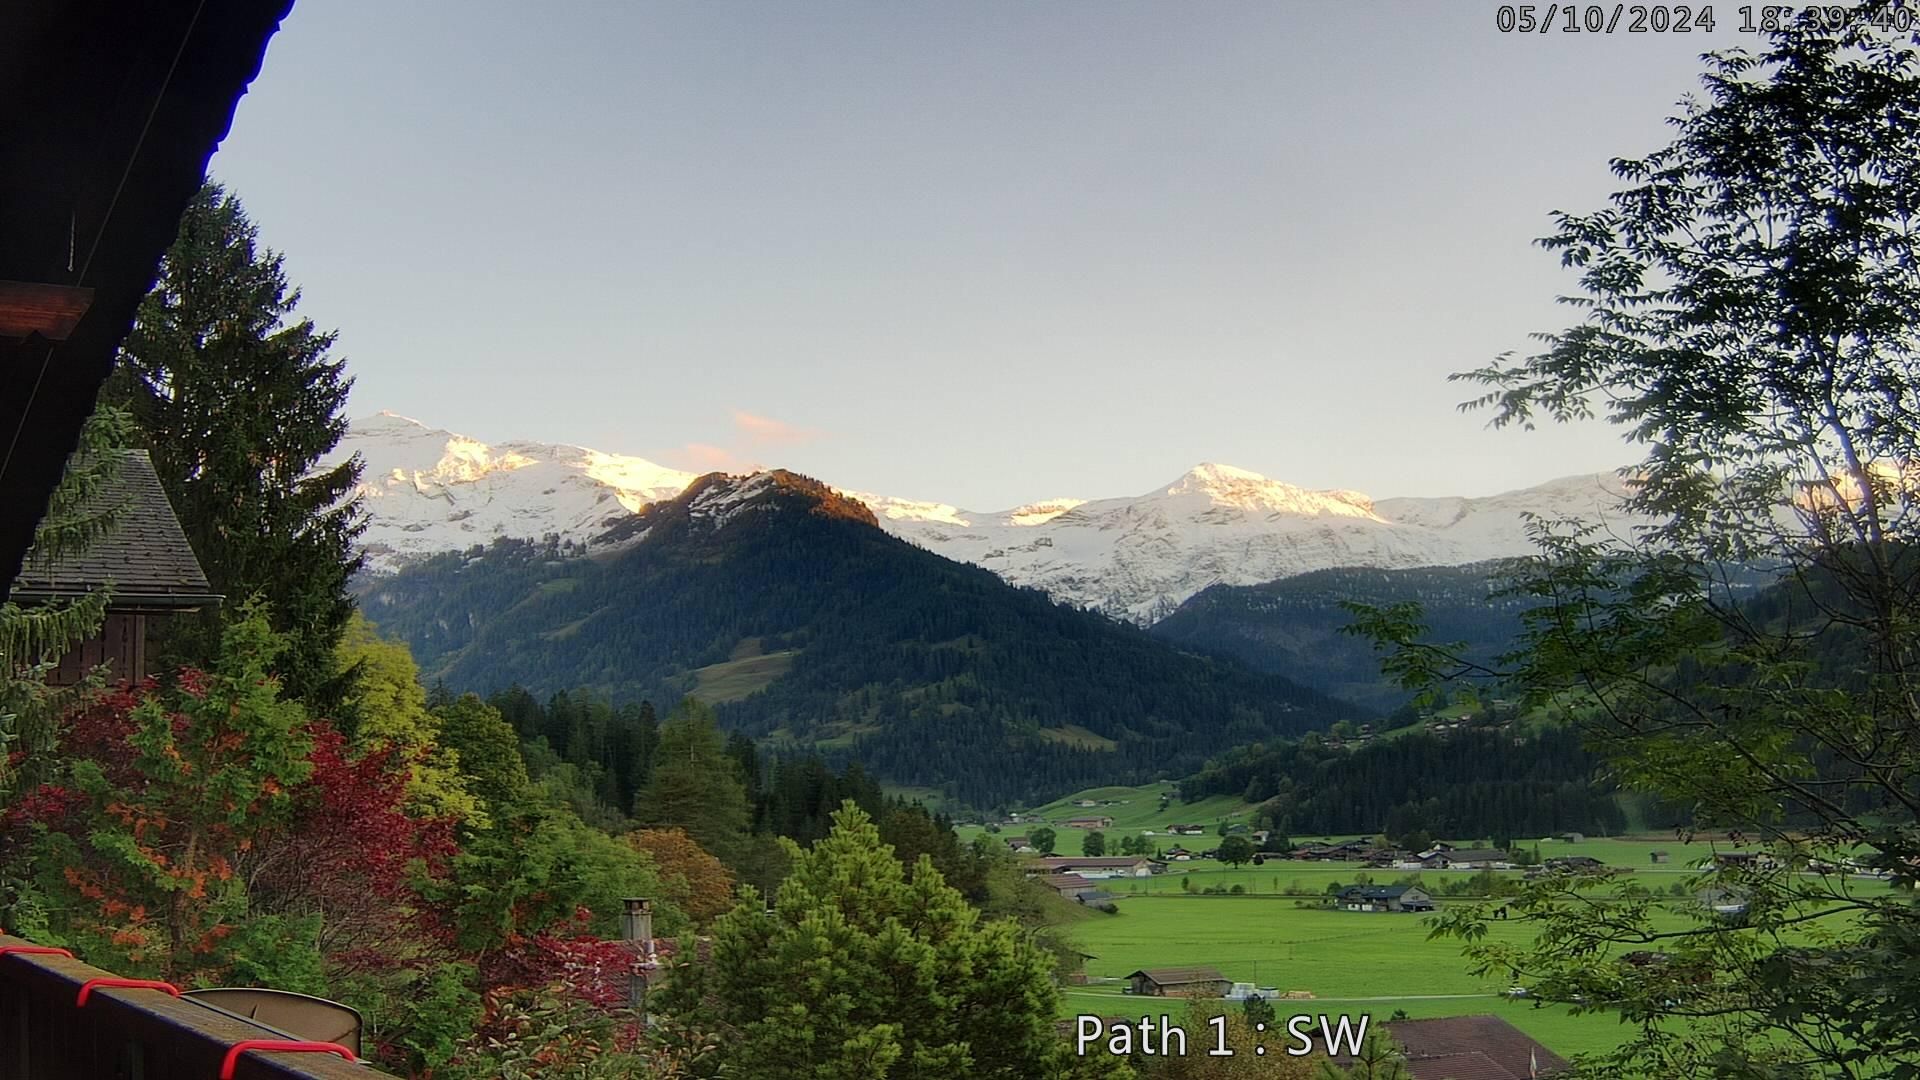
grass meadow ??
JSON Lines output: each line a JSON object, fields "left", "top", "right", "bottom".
{"left": 1065, "top": 894, "right": 1658, "bottom": 1059}
{"left": 1010, "top": 784, "right": 1898, "bottom": 1063}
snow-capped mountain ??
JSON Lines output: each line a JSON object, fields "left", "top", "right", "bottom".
{"left": 844, "top": 463, "right": 1647, "bottom": 623}
{"left": 329, "top": 412, "right": 697, "bottom": 569}
{"left": 333, "top": 413, "right": 1647, "bottom": 621}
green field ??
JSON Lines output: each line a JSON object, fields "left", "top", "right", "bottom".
{"left": 1005, "top": 784, "right": 1895, "bottom": 1064}
{"left": 1064, "top": 895, "right": 1663, "bottom": 1059}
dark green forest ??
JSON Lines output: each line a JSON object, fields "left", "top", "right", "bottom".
{"left": 1149, "top": 562, "right": 1532, "bottom": 710}
{"left": 1180, "top": 725, "right": 1636, "bottom": 841}
{"left": 362, "top": 472, "right": 1364, "bottom": 804}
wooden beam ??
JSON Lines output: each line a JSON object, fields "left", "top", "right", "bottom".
{"left": 0, "top": 279, "right": 94, "bottom": 340}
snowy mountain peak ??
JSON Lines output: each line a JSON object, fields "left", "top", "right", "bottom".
{"left": 338, "top": 411, "right": 1645, "bottom": 625}
{"left": 328, "top": 413, "right": 697, "bottom": 570}
{"left": 1160, "top": 462, "right": 1382, "bottom": 520}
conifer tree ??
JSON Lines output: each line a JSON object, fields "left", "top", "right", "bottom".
{"left": 105, "top": 181, "right": 363, "bottom": 706}
{"left": 1, "top": 406, "right": 131, "bottom": 800}
{"left": 633, "top": 700, "right": 750, "bottom": 863}
{"left": 657, "top": 802, "right": 1128, "bottom": 1079}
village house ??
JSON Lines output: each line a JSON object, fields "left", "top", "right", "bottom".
{"left": 1064, "top": 815, "right": 1114, "bottom": 829}
{"left": 1421, "top": 848, "right": 1512, "bottom": 870}
{"left": 1336, "top": 884, "right": 1435, "bottom": 913}
{"left": 1004, "top": 836, "right": 1036, "bottom": 854}
{"left": 1162, "top": 847, "right": 1194, "bottom": 861}
{"left": 10, "top": 450, "right": 220, "bottom": 685}
{"left": 1125, "top": 967, "right": 1231, "bottom": 998}
{"left": 1292, "top": 838, "right": 1372, "bottom": 862}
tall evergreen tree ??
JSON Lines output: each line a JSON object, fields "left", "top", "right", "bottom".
{"left": 633, "top": 700, "right": 750, "bottom": 863}
{"left": 105, "top": 182, "right": 363, "bottom": 706}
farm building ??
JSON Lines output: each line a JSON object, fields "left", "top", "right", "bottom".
{"left": 1004, "top": 836, "right": 1035, "bottom": 853}
{"left": 1064, "top": 816, "right": 1114, "bottom": 829}
{"left": 1336, "top": 885, "right": 1434, "bottom": 913}
{"left": 1027, "top": 856, "right": 1155, "bottom": 878}
{"left": 1041, "top": 873, "right": 1097, "bottom": 899}
{"left": 1125, "top": 967, "right": 1231, "bottom": 998}
{"left": 1345, "top": 1014, "right": 1569, "bottom": 1078}
{"left": 1421, "top": 848, "right": 1511, "bottom": 870}
{"left": 1167, "top": 824, "right": 1207, "bottom": 836}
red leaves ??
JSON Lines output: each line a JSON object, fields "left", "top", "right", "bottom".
{"left": 7, "top": 783, "right": 85, "bottom": 826}
{"left": 481, "top": 927, "right": 651, "bottom": 1012}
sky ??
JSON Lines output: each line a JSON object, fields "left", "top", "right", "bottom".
{"left": 210, "top": 2, "right": 1762, "bottom": 510}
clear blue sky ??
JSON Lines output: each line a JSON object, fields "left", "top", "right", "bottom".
{"left": 211, "top": 2, "right": 1757, "bottom": 509}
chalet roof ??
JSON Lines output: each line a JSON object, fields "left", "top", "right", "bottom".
{"left": 1042, "top": 874, "right": 1094, "bottom": 888}
{"left": 1339, "top": 885, "right": 1414, "bottom": 900}
{"left": 1390, "top": 1015, "right": 1569, "bottom": 1078}
{"left": 1127, "top": 966, "right": 1228, "bottom": 986}
{"left": 1032, "top": 856, "right": 1147, "bottom": 869}
{"left": 1437, "top": 849, "right": 1509, "bottom": 863}
{"left": 10, "top": 451, "right": 219, "bottom": 609}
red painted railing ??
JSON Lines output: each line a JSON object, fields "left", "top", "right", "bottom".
{"left": 0, "top": 932, "right": 372, "bottom": 1079}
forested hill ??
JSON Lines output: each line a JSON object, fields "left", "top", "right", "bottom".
{"left": 1181, "top": 724, "right": 1634, "bottom": 840}
{"left": 359, "top": 469, "right": 1364, "bottom": 804}
{"left": 1149, "top": 562, "right": 1531, "bottom": 710}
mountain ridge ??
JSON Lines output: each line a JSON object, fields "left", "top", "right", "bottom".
{"left": 330, "top": 412, "right": 1649, "bottom": 622}
{"left": 360, "top": 467, "right": 1364, "bottom": 804}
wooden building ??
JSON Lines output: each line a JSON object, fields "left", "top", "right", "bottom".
{"left": 1329, "top": 1014, "right": 1570, "bottom": 1079}
{"left": 1126, "top": 967, "right": 1231, "bottom": 998}
{"left": 11, "top": 450, "right": 219, "bottom": 683}
{"left": 1336, "top": 884, "right": 1435, "bottom": 913}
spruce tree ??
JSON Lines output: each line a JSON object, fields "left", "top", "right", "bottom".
{"left": 105, "top": 182, "right": 363, "bottom": 706}
{"left": 633, "top": 699, "right": 750, "bottom": 863}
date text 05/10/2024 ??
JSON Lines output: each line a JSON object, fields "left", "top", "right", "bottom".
{"left": 1494, "top": 6, "right": 1914, "bottom": 34}
{"left": 1076, "top": 1014, "right": 1372, "bottom": 1058}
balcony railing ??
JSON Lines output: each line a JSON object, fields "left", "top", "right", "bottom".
{"left": 0, "top": 933, "right": 371, "bottom": 1079}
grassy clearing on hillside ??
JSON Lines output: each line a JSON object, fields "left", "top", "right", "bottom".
{"left": 688, "top": 649, "right": 796, "bottom": 703}
{"left": 1036, "top": 725, "right": 1120, "bottom": 751}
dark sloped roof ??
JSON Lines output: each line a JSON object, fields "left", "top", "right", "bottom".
{"left": 1128, "top": 966, "right": 1228, "bottom": 986}
{"left": 1402, "top": 1050, "right": 1521, "bottom": 1080}
{"left": 1340, "top": 885, "right": 1413, "bottom": 899}
{"left": 1391, "top": 1015, "right": 1568, "bottom": 1078}
{"left": 1438, "top": 849, "right": 1510, "bottom": 863}
{"left": 0, "top": 0, "right": 294, "bottom": 603}
{"left": 11, "top": 450, "right": 218, "bottom": 608}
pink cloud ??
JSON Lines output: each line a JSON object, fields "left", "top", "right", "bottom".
{"left": 731, "top": 410, "right": 821, "bottom": 446}
{"left": 658, "top": 410, "right": 824, "bottom": 475}
{"left": 665, "top": 442, "right": 750, "bottom": 473}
